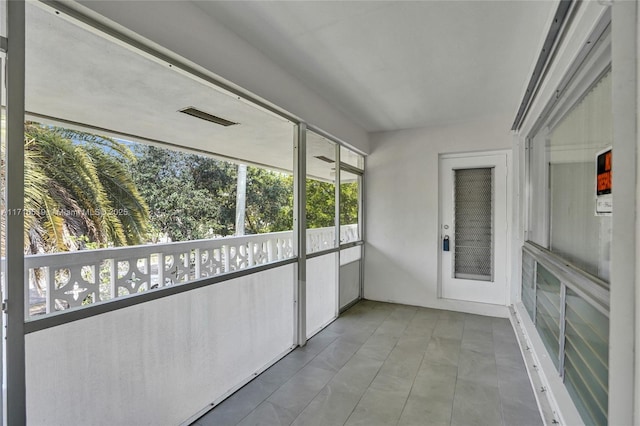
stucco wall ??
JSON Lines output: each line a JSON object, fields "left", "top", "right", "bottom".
{"left": 26, "top": 266, "right": 295, "bottom": 425}
{"left": 364, "top": 114, "right": 513, "bottom": 315}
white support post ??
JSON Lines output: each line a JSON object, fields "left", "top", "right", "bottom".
{"left": 358, "top": 168, "right": 364, "bottom": 299}
{"left": 293, "top": 124, "right": 307, "bottom": 346}
{"left": 5, "top": 0, "right": 26, "bottom": 423}
{"left": 334, "top": 143, "right": 341, "bottom": 315}
{"left": 335, "top": 143, "right": 341, "bottom": 249}
{"left": 609, "top": 1, "right": 638, "bottom": 424}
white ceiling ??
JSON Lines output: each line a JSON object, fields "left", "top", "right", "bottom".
{"left": 25, "top": 1, "right": 554, "bottom": 178}
{"left": 25, "top": 2, "right": 362, "bottom": 180}
{"left": 193, "top": 0, "right": 555, "bottom": 132}
{"left": 26, "top": 3, "right": 297, "bottom": 172}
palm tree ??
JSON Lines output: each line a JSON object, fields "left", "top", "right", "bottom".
{"left": 21, "top": 122, "right": 149, "bottom": 254}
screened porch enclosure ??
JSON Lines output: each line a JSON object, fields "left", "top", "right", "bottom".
{"left": 2, "top": 0, "right": 636, "bottom": 425}
{"left": 7, "top": 2, "right": 365, "bottom": 424}
{"left": 20, "top": 1, "right": 365, "bottom": 317}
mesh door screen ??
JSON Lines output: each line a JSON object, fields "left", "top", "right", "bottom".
{"left": 454, "top": 168, "right": 493, "bottom": 281}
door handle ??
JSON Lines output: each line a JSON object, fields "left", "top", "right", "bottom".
{"left": 443, "top": 235, "right": 450, "bottom": 252}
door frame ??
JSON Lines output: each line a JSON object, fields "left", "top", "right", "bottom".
{"left": 437, "top": 149, "right": 513, "bottom": 306}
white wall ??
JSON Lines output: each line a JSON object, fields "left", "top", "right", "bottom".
{"left": 306, "top": 253, "right": 338, "bottom": 338}
{"left": 70, "top": 0, "right": 369, "bottom": 154}
{"left": 339, "top": 246, "right": 362, "bottom": 309}
{"left": 25, "top": 265, "right": 295, "bottom": 425}
{"left": 364, "top": 114, "right": 513, "bottom": 316}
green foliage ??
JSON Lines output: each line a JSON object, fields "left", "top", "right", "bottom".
{"left": 130, "top": 145, "right": 235, "bottom": 241}
{"left": 130, "top": 146, "right": 295, "bottom": 240}
{"left": 129, "top": 145, "right": 359, "bottom": 240}
{"left": 17, "top": 124, "right": 360, "bottom": 252}
{"left": 340, "top": 181, "right": 359, "bottom": 226}
{"left": 306, "top": 180, "right": 335, "bottom": 228}
{"left": 245, "top": 168, "right": 293, "bottom": 233}
{"left": 22, "top": 123, "right": 149, "bottom": 253}
{"left": 304, "top": 179, "right": 359, "bottom": 228}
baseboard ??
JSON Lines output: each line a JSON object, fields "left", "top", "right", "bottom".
{"left": 362, "top": 296, "right": 510, "bottom": 318}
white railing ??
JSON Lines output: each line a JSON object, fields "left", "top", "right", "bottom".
{"left": 25, "top": 224, "right": 359, "bottom": 316}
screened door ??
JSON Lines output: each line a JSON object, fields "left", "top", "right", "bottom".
{"left": 440, "top": 153, "right": 508, "bottom": 305}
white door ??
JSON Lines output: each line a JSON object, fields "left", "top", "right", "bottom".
{"left": 440, "top": 152, "right": 508, "bottom": 305}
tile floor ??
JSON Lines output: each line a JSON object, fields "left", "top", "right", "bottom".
{"left": 193, "top": 301, "right": 542, "bottom": 426}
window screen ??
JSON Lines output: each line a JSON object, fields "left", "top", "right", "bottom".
{"left": 547, "top": 71, "right": 612, "bottom": 281}
{"left": 454, "top": 168, "right": 493, "bottom": 281}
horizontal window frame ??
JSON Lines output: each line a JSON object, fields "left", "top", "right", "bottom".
{"left": 305, "top": 124, "right": 366, "bottom": 171}
{"left": 340, "top": 163, "right": 364, "bottom": 176}
{"left": 340, "top": 240, "right": 364, "bottom": 250}
{"left": 306, "top": 247, "right": 339, "bottom": 259}
{"left": 26, "top": 111, "right": 296, "bottom": 175}
{"left": 523, "top": 241, "right": 609, "bottom": 316}
{"left": 306, "top": 240, "right": 364, "bottom": 260}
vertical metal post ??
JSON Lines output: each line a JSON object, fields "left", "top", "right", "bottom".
{"left": 559, "top": 283, "right": 567, "bottom": 379}
{"left": 543, "top": 129, "right": 551, "bottom": 248}
{"left": 358, "top": 163, "right": 365, "bottom": 300}
{"left": 609, "top": 2, "right": 638, "bottom": 424}
{"left": 524, "top": 137, "right": 531, "bottom": 243}
{"left": 334, "top": 143, "right": 340, "bottom": 316}
{"left": 532, "top": 260, "right": 538, "bottom": 325}
{"left": 0, "top": 37, "right": 5, "bottom": 426}
{"left": 293, "top": 124, "right": 307, "bottom": 346}
{"left": 335, "top": 144, "right": 341, "bottom": 248}
{"left": 5, "top": 0, "right": 26, "bottom": 424}
{"left": 0, "top": 54, "right": 3, "bottom": 426}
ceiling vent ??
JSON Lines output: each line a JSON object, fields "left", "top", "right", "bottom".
{"left": 179, "top": 107, "right": 237, "bottom": 127}
{"left": 315, "top": 155, "right": 335, "bottom": 164}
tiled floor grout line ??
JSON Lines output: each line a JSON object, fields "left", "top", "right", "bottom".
{"left": 340, "top": 306, "right": 401, "bottom": 425}
{"left": 449, "top": 318, "right": 468, "bottom": 426}
{"left": 232, "top": 332, "right": 341, "bottom": 426}
{"left": 490, "top": 325, "right": 505, "bottom": 426}
{"left": 394, "top": 325, "right": 435, "bottom": 426}
{"left": 453, "top": 317, "right": 505, "bottom": 426}
{"left": 286, "top": 324, "right": 377, "bottom": 426}
{"left": 342, "top": 305, "right": 415, "bottom": 426}
{"left": 387, "top": 308, "right": 423, "bottom": 426}
{"left": 442, "top": 317, "right": 462, "bottom": 426}
{"left": 281, "top": 364, "right": 339, "bottom": 425}
{"left": 198, "top": 303, "right": 540, "bottom": 426}
{"left": 450, "top": 373, "right": 461, "bottom": 426}
{"left": 492, "top": 327, "right": 509, "bottom": 426}
{"left": 285, "top": 305, "right": 396, "bottom": 426}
